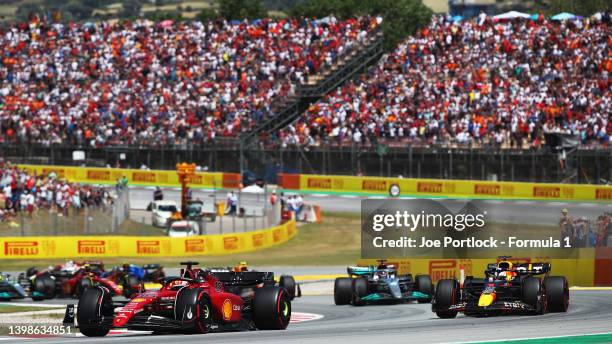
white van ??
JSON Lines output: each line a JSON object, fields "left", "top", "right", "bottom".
{"left": 167, "top": 221, "right": 200, "bottom": 237}
{"left": 150, "top": 200, "right": 178, "bottom": 227}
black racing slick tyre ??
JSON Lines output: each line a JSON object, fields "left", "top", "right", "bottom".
{"left": 545, "top": 276, "right": 569, "bottom": 312}
{"left": 351, "top": 277, "right": 368, "bottom": 306}
{"left": 434, "top": 279, "right": 459, "bottom": 318}
{"left": 253, "top": 286, "right": 291, "bottom": 330}
{"left": 32, "top": 274, "right": 55, "bottom": 301}
{"left": 522, "top": 277, "right": 542, "bottom": 310}
{"left": 77, "top": 287, "right": 112, "bottom": 337}
{"left": 175, "top": 288, "right": 213, "bottom": 334}
{"left": 334, "top": 278, "right": 352, "bottom": 305}
{"left": 415, "top": 275, "right": 433, "bottom": 303}
{"left": 279, "top": 275, "right": 297, "bottom": 300}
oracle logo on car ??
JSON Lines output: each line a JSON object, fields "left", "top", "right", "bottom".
{"left": 77, "top": 240, "right": 106, "bottom": 254}
{"left": 137, "top": 240, "right": 160, "bottom": 254}
{"left": 4, "top": 241, "right": 39, "bottom": 256}
{"left": 185, "top": 239, "right": 205, "bottom": 253}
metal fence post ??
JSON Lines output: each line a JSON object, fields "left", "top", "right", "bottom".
{"left": 232, "top": 213, "right": 236, "bottom": 233}
{"left": 220, "top": 215, "right": 223, "bottom": 234}
{"left": 20, "top": 212, "right": 25, "bottom": 236}
{"left": 85, "top": 207, "right": 90, "bottom": 234}
{"left": 243, "top": 212, "right": 247, "bottom": 232}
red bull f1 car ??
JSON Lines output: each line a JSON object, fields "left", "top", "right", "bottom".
{"left": 65, "top": 262, "right": 291, "bottom": 336}
{"left": 432, "top": 258, "right": 569, "bottom": 318}
{"left": 334, "top": 260, "right": 433, "bottom": 306}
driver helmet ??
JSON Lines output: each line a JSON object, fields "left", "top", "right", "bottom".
{"left": 233, "top": 261, "right": 248, "bottom": 272}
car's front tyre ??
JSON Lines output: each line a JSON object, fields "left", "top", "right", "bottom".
{"left": 77, "top": 287, "right": 112, "bottom": 337}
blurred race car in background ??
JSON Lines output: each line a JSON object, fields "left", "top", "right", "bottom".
{"left": 26, "top": 261, "right": 140, "bottom": 300}
{"left": 0, "top": 272, "right": 28, "bottom": 301}
{"left": 334, "top": 260, "right": 433, "bottom": 306}
{"left": 102, "top": 264, "right": 164, "bottom": 298}
{"left": 210, "top": 261, "right": 301, "bottom": 300}
{"left": 432, "top": 257, "right": 569, "bottom": 318}
{"left": 67, "top": 261, "right": 292, "bottom": 336}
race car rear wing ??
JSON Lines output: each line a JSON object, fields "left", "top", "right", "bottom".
{"left": 485, "top": 262, "right": 551, "bottom": 275}
{"left": 212, "top": 271, "right": 275, "bottom": 286}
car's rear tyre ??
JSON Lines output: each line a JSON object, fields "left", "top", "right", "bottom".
{"left": 76, "top": 277, "right": 93, "bottom": 297}
{"left": 415, "top": 275, "right": 433, "bottom": 303}
{"left": 279, "top": 275, "right": 297, "bottom": 300}
{"left": 175, "top": 288, "right": 213, "bottom": 334}
{"left": 334, "top": 278, "right": 352, "bottom": 305}
{"left": 434, "top": 279, "right": 459, "bottom": 318}
{"left": 253, "top": 286, "right": 291, "bottom": 330}
{"left": 77, "top": 287, "right": 112, "bottom": 337}
{"left": 122, "top": 275, "right": 142, "bottom": 298}
{"left": 545, "top": 276, "right": 569, "bottom": 312}
{"left": 522, "top": 277, "right": 542, "bottom": 311}
{"left": 32, "top": 274, "right": 55, "bottom": 301}
{"left": 351, "top": 277, "right": 368, "bottom": 306}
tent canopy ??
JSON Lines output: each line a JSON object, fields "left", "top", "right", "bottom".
{"left": 551, "top": 12, "right": 577, "bottom": 21}
{"left": 493, "top": 11, "right": 531, "bottom": 20}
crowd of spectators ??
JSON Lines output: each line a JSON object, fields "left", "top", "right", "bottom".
{"left": 0, "top": 160, "right": 114, "bottom": 221}
{"left": 0, "top": 16, "right": 380, "bottom": 147}
{"left": 281, "top": 13, "right": 611, "bottom": 149}
{"left": 560, "top": 208, "right": 611, "bottom": 247}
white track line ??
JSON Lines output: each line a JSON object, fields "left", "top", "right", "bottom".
{"left": 449, "top": 331, "right": 612, "bottom": 344}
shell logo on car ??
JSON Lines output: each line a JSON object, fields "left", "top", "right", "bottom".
{"left": 222, "top": 299, "right": 232, "bottom": 320}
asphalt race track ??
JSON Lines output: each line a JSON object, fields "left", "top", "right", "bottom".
{"left": 14, "top": 291, "right": 612, "bottom": 344}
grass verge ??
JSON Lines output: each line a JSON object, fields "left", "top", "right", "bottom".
{"left": 1, "top": 212, "right": 360, "bottom": 270}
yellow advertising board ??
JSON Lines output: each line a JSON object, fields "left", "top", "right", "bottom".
{"left": 0, "top": 220, "right": 296, "bottom": 259}
{"left": 16, "top": 164, "right": 241, "bottom": 189}
{"left": 280, "top": 173, "right": 611, "bottom": 201}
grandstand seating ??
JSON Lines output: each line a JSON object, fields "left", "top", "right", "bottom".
{"left": 280, "top": 14, "right": 611, "bottom": 149}
{"left": 0, "top": 16, "right": 381, "bottom": 147}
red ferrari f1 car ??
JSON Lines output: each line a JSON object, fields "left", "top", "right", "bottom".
{"left": 28, "top": 261, "right": 140, "bottom": 300}
{"left": 66, "top": 262, "right": 292, "bottom": 336}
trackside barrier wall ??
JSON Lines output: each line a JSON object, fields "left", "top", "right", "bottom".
{"left": 358, "top": 250, "right": 597, "bottom": 287}
{"left": 278, "top": 174, "right": 612, "bottom": 201}
{"left": 16, "top": 164, "right": 241, "bottom": 189}
{"left": 0, "top": 220, "right": 296, "bottom": 259}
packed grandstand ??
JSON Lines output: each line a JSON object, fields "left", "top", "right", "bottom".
{"left": 282, "top": 14, "right": 611, "bottom": 148}
{"left": 0, "top": 16, "right": 381, "bottom": 146}
{"left": 0, "top": 13, "right": 609, "bottom": 149}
